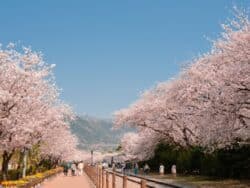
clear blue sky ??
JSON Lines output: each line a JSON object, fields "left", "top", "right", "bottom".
{"left": 0, "top": 1, "right": 249, "bottom": 118}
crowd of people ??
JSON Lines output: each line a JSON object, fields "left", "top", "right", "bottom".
{"left": 62, "top": 161, "right": 84, "bottom": 176}
{"left": 118, "top": 162, "right": 151, "bottom": 175}
{"left": 118, "top": 162, "right": 171, "bottom": 176}
{"left": 62, "top": 160, "right": 172, "bottom": 177}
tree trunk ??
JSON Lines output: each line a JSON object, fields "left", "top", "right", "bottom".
{"left": 17, "top": 150, "right": 25, "bottom": 179}
{"left": 2, "top": 151, "right": 13, "bottom": 180}
{"left": 22, "top": 148, "right": 28, "bottom": 178}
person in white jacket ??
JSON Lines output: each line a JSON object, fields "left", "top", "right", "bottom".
{"left": 78, "top": 161, "right": 84, "bottom": 176}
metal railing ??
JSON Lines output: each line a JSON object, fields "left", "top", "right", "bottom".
{"left": 84, "top": 165, "right": 149, "bottom": 188}
{"left": 84, "top": 165, "right": 183, "bottom": 188}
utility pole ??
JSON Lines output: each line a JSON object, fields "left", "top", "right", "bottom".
{"left": 91, "top": 150, "right": 93, "bottom": 165}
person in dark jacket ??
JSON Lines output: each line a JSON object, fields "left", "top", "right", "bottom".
{"left": 62, "top": 162, "right": 69, "bottom": 176}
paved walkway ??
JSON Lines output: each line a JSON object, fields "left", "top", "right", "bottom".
{"left": 41, "top": 172, "right": 94, "bottom": 188}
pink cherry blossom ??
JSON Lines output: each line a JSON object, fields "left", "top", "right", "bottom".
{"left": 114, "top": 11, "right": 250, "bottom": 159}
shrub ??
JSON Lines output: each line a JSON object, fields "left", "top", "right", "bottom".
{"left": 143, "top": 143, "right": 250, "bottom": 179}
{"left": 1, "top": 167, "right": 62, "bottom": 187}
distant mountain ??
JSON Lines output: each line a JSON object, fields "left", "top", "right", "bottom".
{"left": 70, "top": 115, "right": 134, "bottom": 151}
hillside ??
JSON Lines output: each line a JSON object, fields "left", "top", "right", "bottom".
{"left": 70, "top": 115, "right": 133, "bottom": 151}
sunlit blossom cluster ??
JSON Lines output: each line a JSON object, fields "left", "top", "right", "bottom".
{"left": 0, "top": 45, "right": 80, "bottom": 162}
{"left": 114, "top": 11, "right": 250, "bottom": 160}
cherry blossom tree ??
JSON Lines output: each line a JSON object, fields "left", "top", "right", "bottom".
{"left": 121, "top": 129, "right": 162, "bottom": 161}
{"left": 178, "top": 10, "right": 250, "bottom": 148}
{"left": 0, "top": 45, "right": 79, "bottom": 179}
{"left": 40, "top": 125, "right": 79, "bottom": 163}
{"left": 114, "top": 11, "right": 250, "bottom": 159}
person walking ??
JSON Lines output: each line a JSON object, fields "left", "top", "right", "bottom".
{"left": 78, "top": 161, "right": 84, "bottom": 176}
{"left": 71, "top": 162, "right": 77, "bottom": 176}
{"left": 134, "top": 163, "right": 139, "bottom": 175}
{"left": 62, "top": 162, "right": 68, "bottom": 176}
{"left": 144, "top": 163, "right": 150, "bottom": 175}
{"left": 121, "top": 162, "right": 126, "bottom": 174}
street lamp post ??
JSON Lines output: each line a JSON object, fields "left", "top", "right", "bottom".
{"left": 91, "top": 150, "right": 93, "bottom": 165}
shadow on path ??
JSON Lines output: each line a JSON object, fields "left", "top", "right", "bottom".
{"left": 41, "top": 172, "right": 94, "bottom": 188}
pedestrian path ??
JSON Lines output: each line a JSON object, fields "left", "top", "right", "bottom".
{"left": 41, "top": 172, "right": 94, "bottom": 188}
